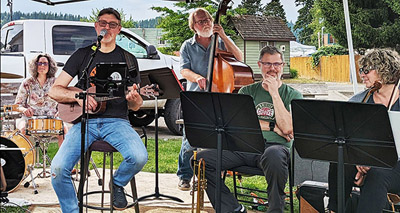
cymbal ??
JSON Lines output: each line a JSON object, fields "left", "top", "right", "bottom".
{"left": 0, "top": 72, "right": 23, "bottom": 79}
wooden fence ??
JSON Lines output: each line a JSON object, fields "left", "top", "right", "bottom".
{"left": 290, "top": 55, "right": 362, "bottom": 82}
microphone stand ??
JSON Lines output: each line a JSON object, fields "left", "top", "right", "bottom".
{"left": 77, "top": 42, "right": 101, "bottom": 213}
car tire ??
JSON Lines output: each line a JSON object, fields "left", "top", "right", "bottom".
{"left": 128, "top": 110, "right": 155, "bottom": 127}
{"left": 164, "top": 98, "right": 183, "bottom": 136}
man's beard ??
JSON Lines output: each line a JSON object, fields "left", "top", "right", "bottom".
{"left": 197, "top": 28, "right": 213, "bottom": 38}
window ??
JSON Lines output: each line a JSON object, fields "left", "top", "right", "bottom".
{"left": 260, "top": 41, "right": 275, "bottom": 49}
{"left": 117, "top": 32, "right": 147, "bottom": 59}
{"left": 1, "top": 24, "right": 23, "bottom": 52}
{"left": 52, "top": 25, "right": 97, "bottom": 55}
{"left": 327, "top": 34, "right": 335, "bottom": 45}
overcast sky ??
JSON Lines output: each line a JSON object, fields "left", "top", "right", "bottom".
{"left": 1, "top": 0, "right": 300, "bottom": 23}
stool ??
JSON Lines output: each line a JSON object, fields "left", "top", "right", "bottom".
{"left": 224, "top": 165, "right": 294, "bottom": 212}
{"left": 223, "top": 148, "right": 295, "bottom": 213}
{"left": 80, "top": 140, "right": 139, "bottom": 212}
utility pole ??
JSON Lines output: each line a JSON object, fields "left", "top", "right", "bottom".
{"left": 7, "top": 0, "right": 13, "bottom": 21}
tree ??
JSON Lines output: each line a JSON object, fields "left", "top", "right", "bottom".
{"left": 263, "top": 0, "right": 287, "bottom": 23}
{"left": 1, "top": 11, "right": 83, "bottom": 26}
{"left": 80, "top": 8, "right": 135, "bottom": 28}
{"left": 315, "top": 0, "right": 400, "bottom": 53}
{"left": 152, "top": 0, "right": 242, "bottom": 55}
{"left": 237, "top": 0, "right": 263, "bottom": 15}
{"left": 294, "top": 0, "right": 315, "bottom": 45}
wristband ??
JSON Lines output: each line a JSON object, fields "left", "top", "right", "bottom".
{"left": 269, "top": 122, "right": 275, "bottom": 132}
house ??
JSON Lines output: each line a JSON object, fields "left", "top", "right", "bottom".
{"left": 230, "top": 15, "right": 296, "bottom": 78}
{"left": 129, "top": 28, "right": 170, "bottom": 48}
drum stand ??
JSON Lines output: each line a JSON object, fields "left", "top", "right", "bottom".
{"left": 33, "top": 137, "right": 52, "bottom": 178}
{"left": 24, "top": 164, "right": 39, "bottom": 194}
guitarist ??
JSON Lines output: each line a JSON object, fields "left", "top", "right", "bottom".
{"left": 48, "top": 8, "right": 148, "bottom": 212}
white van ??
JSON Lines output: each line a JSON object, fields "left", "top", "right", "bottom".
{"left": 1, "top": 19, "right": 183, "bottom": 135}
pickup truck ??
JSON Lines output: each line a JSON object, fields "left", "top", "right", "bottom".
{"left": 1, "top": 19, "right": 184, "bottom": 135}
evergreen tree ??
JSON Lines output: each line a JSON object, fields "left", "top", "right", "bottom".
{"left": 152, "top": 0, "right": 242, "bottom": 54}
{"left": 294, "top": 0, "right": 315, "bottom": 45}
{"left": 80, "top": 8, "right": 135, "bottom": 28}
{"left": 315, "top": 0, "right": 400, "bottom": 53}
{"left": 237, "top": 0, "right": 263, "bottom": 15}
{"left": 1, "top": 11, "right": 83, "bottom": 27}
{"left": 263, "top": 0, "right": 287, "bottom": 22}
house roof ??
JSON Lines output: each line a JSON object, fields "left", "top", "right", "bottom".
{"left": 230, "top": 15, "right": 296, "bottom": 41}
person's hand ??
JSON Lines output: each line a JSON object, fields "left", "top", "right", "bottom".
{"left": 76, "top": 94, "right": 97, "bottom": 112}
{"left": 262, "top": 74, "right": 279, "bottom": 95}
{"left": 22, "top": 107, "right": 34, "bottom": 117}
{"left": 126, "top": 84, "right": 141, "bottom": 102}
{"left": 196, "top": 76, "right": 207, "bottom": 90}
{"left": 213, "top": 24, "right": 226, "bottom": 38}
{"left": 354, "top": 165, "right": 370, "bottom": 186}
{"left": 275, "top": 127, "right": 293, "bottom": 142}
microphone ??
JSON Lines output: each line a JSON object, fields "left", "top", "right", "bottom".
{"left": 97, "top": 29, "right": 107, "bottom": 42}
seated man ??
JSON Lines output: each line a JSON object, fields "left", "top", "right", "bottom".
{"left": 196, "top": 45, "right": 303, "bottom": 213}
{"left": 49, "top": 8, "right": 148, "bottom": 212}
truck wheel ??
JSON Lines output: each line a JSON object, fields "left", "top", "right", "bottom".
{"left": 164, "top": 99, "right": 183, "bottom": 136}
{"left": 128, "top": 110, "right": 155, "bottom": 127}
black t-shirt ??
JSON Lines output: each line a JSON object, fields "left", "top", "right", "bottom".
{"left": 63, "top": 45, "right": 140, "bottom": 120}
{"left": 367, "top": 94, "right": 400, "bottom": 111}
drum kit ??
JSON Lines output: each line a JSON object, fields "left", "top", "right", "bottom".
{"left": 0, "top": 104, "right": 64, "bottom": 194}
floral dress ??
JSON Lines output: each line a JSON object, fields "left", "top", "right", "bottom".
{"left": 14, "top": 77, "right": 58, "bottom": 117}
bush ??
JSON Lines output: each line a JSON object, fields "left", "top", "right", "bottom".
{"left": 289, "top": 68, "right": 298, "bottom": 78}
{"left": 311, "top": 45, "right": 348, "bottom": 68}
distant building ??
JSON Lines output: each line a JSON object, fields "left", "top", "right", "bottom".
{"left": 129, "top": 28, "right": 170, "bottom": 48}
{"left": 230, "top": 15, "right": 296, "bottom": 77}
{"left": 290, "top": 41, "right": 317, "bottom": 57}
{"left": 323, "top": 33, "right": 337, "bottom": 46}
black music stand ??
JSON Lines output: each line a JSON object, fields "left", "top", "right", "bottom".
{"left": 181, "top": 91, "right": 265, "bottom": 213}
{"left": 138, "top": 67, "right": 183, "bottom": 202}
{"left": 291, "top": 99, "right": 398, "bottom": 213}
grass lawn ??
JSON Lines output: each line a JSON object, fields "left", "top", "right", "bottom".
{"left": 8, "top": 138, "right": 299, "bottom": 212}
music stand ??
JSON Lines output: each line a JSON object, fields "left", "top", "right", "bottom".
{"left": 291, "top": 99, "right": 398, "bottom": 213}
{"left": 138, "top": 67, "right": 183, "bottom": 202}
{"left": 180, "top": 91, "right": 265, "bottom": 213}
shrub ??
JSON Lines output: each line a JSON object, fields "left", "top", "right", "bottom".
{"left": 289, "top": 68, "right": 299, "bottom": 78}
{"left": 311, "top": 45, "right": 348, "bottom": 68}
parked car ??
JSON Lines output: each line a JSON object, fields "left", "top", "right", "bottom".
{"left": 1, "top": 19, "right": 183, "bottom": 135}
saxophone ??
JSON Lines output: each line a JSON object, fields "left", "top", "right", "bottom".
{"left": 191, "top": 150, "right": 207, "bottom": 213}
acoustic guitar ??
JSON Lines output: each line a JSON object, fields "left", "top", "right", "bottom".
{"left": 58, "top": 85, "right": 157, "bottom": 124}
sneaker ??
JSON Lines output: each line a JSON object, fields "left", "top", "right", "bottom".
{"left": 233, "top": 204, "right": 247, "bottom": 213}
{"left": 178, "top": 179, "right": 191, "bottom": 191}
{"left": 110, "top": 182, "right": 127, "bottom": 210}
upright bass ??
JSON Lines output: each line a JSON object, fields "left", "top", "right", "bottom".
{"left": 205, "top": 0, "right": 254, "bottom": 93}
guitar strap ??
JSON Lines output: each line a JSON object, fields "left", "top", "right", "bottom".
{"left": 123, "top": 50, "right": 141, "bottom": 85}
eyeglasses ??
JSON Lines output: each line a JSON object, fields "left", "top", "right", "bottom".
{"left": 36, "top": 62, "right": 48, "bottom": 66}
{"left": 195, "top": 18, "right": 211, "bottom": 26}
{"left": 259, "top": 61, "right": 284, "bottom": 68}
{"left": 97, "top": 20, "right": 120, "bottom": 29}
{"left": 359, "top": 66, "right": 375, "bottom": 75}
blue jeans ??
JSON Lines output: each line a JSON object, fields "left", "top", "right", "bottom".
{"left": 176, "top": 128, "right": 194, "bottom": 180}
{"left": 51, "top": 118, "right": 148, "bottom": 213}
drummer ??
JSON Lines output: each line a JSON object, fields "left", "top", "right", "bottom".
{"left": 14, "top": 53, "right": 65, "bottom": 146}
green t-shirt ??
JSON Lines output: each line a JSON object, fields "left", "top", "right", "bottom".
{"left": 238, "top": 82, "right": 303, "bottom": 147}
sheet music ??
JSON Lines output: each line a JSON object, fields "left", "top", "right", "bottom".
{"left": 389, "top": 111, "right": 400, "bottom": 158}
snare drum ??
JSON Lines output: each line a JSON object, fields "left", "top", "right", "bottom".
{"left": 0, "top": 130, "right": 35, "bottom": 193}
{"left": 26, "top": 116, "right": 64, "bottom": 136}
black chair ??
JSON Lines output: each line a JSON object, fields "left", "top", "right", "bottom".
{"left": 224, "top": 149, "right": 295, "bottom": 213}
{"left": 80, "top": 140, "right": 140, "bottom": 212}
